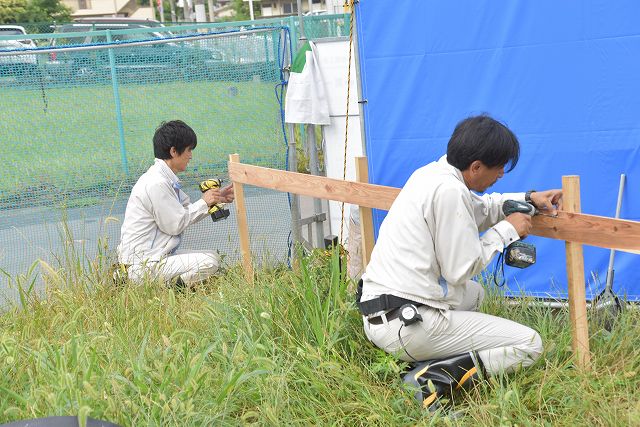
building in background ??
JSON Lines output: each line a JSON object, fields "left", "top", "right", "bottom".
{"left": 60, "top": 0, "right": 341, "bottom": 22}
{"left": 259, "top": 0, "right": 331, "bottom": 17}
{"left": 61, "top": 0, "right": 154, "bottom": 19}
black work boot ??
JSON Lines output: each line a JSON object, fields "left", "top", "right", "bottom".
{"left": 403, "top": 351, "right": 485, "bottom": 411}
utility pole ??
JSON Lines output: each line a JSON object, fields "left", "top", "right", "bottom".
{"left": 207, "top": 0, "right": 216, "bottom": 21}
{"left": 242, "top": 0, "right": 255, "bottom": 21}
{"left": 150, "top": 0, "right": 157, "bottom": 20}
{"left": 169, "top": 0, "right": 177, "bottom": 22}
{"left": 195, "top": 0, "right": 206, "bottom": 22}
{"left": 184, "top": 0, "right": 192, "bottom": 21}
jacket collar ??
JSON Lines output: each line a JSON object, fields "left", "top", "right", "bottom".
{"left": 437, "top": 155, "right": 465, "bottom": 184}
{"left": 154, "top": 158, "right": 180, "bottom": 188}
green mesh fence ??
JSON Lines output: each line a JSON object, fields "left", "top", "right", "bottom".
{"left": 10, "top": 13, "right": 349, "bottom": 40}
{"left": 0, "top": 25, "right": 296, "bottom": 302}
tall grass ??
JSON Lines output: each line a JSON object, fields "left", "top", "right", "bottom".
{"left": 1, "top": 250, "right": 640, "bottom": 426}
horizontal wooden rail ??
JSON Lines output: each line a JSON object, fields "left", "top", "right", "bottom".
{"left": 229, "top": 161, "right": 640, "bottom": 252}
{"left": 229, "top": 161, "right": 399, "bottom": 210}
{"left": 532, "top": 212, "right": 640, "bottom": 253}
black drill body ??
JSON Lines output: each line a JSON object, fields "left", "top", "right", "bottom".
{"left": 502, "top": 200, "right": 536, "bottom": 268}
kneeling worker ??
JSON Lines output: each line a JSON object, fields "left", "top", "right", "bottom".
{"left": 357, "top": 115, "right": 562, "bottom": 409}
{"left": 117, "top": 120, "right": 235, "bottom": 287}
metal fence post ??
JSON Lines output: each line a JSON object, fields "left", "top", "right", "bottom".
{"left": 106, "top": 30, "right": 129, "bottom": 176}
{"left": 306, "top": 124, "right": 325, "bottom": 247}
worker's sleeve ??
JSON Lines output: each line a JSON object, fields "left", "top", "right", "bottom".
{"left": 475, "top": 192, "right": 526, "bottom": 232}
{"left": 432, "top": 185, "right": 520, "bottom": 286}
{"left": 146, "top": 183, "right": 209, "bottom": 236}
{"left": 180, "top": 188, "right": 210, "bottom": 223}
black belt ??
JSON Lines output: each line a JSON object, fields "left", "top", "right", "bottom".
{"left": 356, "top": 279, "right": 423, "bottom": 317}
{"left": 366, "top": 307, "right": 402, "bottom": 325}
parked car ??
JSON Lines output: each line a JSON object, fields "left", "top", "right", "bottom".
{"left": 46, "top": 21, "right": 224, "bottom": 83}
{"left": 0, "top": 25, "right": 37, "bottom": 48}
{"left": 0, "top": 39, "right": 38, "bottom": 78}
{"left": 72, "top": 17, "right": 166, "bottom": 28}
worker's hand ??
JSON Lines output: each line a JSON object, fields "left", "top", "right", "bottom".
{"left": 202, "top": 184, "right": 234, "bottom": 206}
{"left": 219, "top": 184, "right": 235, "bottom": 203}
{"left": 530, "top": 189, "right": 563, "bottom": 216}
{"left": 506, "top": 212, "right": 532, "bottom": 238}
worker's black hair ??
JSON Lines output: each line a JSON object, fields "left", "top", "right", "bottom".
{"left": 446, "top": 115, "right": 520, "bottom": 172}
{"left": 153, "top": 120, "right": 197, "bottom": 160}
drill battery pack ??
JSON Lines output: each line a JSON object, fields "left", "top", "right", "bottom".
{"left": 505, "top": 241, "right": 536, "bottom": 268}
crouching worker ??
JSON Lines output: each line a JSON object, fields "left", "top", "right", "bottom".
{"left": 357, "top": 115, "right": 563, "bottom": 410}
{"left": 116, "top": 120, "right": 235, "bottom": 288}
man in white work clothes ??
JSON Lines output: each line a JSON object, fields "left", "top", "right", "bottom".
{"left": 117, "top": 120, "right": 235, "bottom": 287}
{"left": 357, "top": 115, "right": 562, "bottom": 409}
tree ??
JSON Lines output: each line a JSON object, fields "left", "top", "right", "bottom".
{"left": 230, "top": 0, "right": 259, "bottom": 21}
{"left": 0, "top": 0, "right": 71, "bottom": 24}
{"left": 0, "top": 0, "right": 29, "bottom": 23}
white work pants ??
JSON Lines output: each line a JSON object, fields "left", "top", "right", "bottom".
{"left": 363, "top": 281, "right": 543, "bottom": 375}
{"left": 128, "top": 251, "right": 220, "bottom": 285}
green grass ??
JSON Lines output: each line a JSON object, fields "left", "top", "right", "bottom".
{"left": 1, "top": 252, "right": 640, "bottom": 426}
{"left": 0, "top": 80, "right": 286, "bottom": 208}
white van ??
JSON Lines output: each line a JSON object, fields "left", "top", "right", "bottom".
{"left": 0, "top": 26, "right": 38, "bottom": 77}
{"left": 0, "top": 25, "right": 37, "bottom": 48}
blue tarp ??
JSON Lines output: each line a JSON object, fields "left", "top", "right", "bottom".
{"left": 356, "top": 0, "right": 640, "bottom": 300}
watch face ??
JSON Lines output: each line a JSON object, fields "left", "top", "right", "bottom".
{"left": 401, "top": 306, "right": 415, "bottom": 319}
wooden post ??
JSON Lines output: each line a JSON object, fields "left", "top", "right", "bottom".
{"left": 563, "top": 175, "right": 591, "bottom": 370}
{"left": 229, "top": 154, "right": 254, "bottom": 284}
{"left": 355, "top": 157, "right": 375, "bottom": 268}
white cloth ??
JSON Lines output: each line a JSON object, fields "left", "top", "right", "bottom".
{"left": 284, "top": 41, "right": 331, "bottom": 125}
{"left": 361, "top": 155, "right": 523, "bottom": 311}
{"left": 117, "top": 159, "right": 219, "bottom": 284}
{"left": 361, "top": 155, "right": 541, "bottom": 373}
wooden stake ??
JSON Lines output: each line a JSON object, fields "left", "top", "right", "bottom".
{"left": 563, "top": 175, "right": 591, "bottom": 370}
{"left": 355, "top": 157, "right": 375, "bottom": 268}
{"left": 229, "top": 154, "right": 254, "bottom": 284}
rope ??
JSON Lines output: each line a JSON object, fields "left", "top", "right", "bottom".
{"left": 339, "top": 0, "right": 356, "bottom": 245}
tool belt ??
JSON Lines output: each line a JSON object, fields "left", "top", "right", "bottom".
{"left": 356, "top": 279, "right": 423, "bottom": 318}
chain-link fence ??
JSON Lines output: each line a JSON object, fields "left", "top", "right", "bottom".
{"left": 0, "top": 23, "right": 303, "bottom": 304}
{"left": 9, "top": 13, "right": 349, "bottom": 41}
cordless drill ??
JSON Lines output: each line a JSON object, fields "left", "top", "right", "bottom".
{"left": 199, "top": 178, "right": 230, "bottom": 222}
{"left": 502, "top": 200, "right": 536, "bottom": 268}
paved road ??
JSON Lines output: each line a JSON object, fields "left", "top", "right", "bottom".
{"left": 0, "top": 186, "right": 333, "bottom": 307}
{"left": 0, "top": 187, "right": 297, "bottom": 306}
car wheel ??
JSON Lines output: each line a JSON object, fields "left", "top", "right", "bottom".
{"left": 75, "top": 66, "right": 96, "bottom": 82}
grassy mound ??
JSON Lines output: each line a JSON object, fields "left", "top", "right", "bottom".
{"left": 1, "top": 253, "right": 639, "bottom": 425}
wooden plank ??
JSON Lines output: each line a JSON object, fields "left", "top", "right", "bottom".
{"left": 229, "top": 161, "right": 640, "bottom": 251}
{"left": 229, "top": 154, "right": 254, "bottom": 284}
{"left": 355, "top": 157, "right": 375, "bottom": 268}
{"left": 228, "top": 161, "right": 400, "bottom": 210}
{"left": 532, "top": 212, "right": 640, "bottom": 251}
{"left": 563, "top": 175, "right": 591, "bottom": 370}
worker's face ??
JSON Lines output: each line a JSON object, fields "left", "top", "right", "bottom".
{"left": 467, "top": 161, "right": 505, "bottom": 192}
{"left": 168, "top": 145, "right": 194, "bottom": 173}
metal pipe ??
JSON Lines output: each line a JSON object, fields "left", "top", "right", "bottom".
{"left": 0, "top": 28, "right": 275, "bottom": 56}
{"left": 605, "top": 174, "right": 626, "bottom": 289}
{"left": 296, "top": 0, "right": 306, "bottom": 41}
{"left": 307, "top": 124, "right": 325, "bottom": 247}
{"left": 106, "top": 30, "right": 129, "bottom": 176}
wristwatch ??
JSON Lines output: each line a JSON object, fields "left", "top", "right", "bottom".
{"left": 525, "top": 190, "right": 536, "bottom": 204}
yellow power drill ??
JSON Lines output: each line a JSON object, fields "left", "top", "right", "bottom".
{"left": 199, "top": 178, "right": 231, "bottom": 222}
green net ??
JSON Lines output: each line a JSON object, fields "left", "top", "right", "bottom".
{"left": 0, "top": 25, "right": 295, "bottom": 301}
